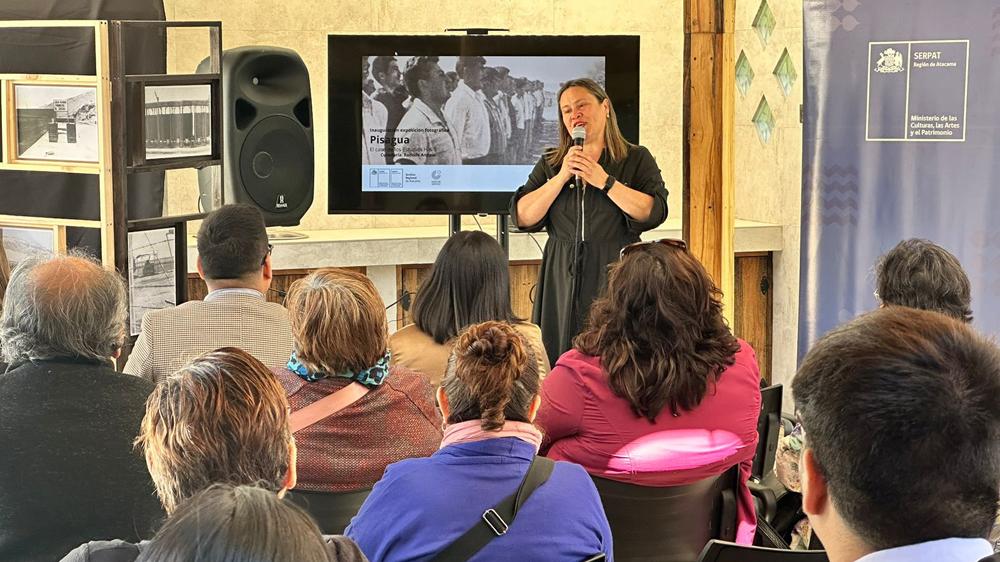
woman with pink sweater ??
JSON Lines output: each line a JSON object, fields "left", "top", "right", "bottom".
{"left": 536, "top": 239, "right": 762, "bottom": 544}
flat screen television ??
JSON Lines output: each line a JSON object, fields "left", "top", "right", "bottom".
{"left": 328, "top": 34, "right": 640, "bottom": 215}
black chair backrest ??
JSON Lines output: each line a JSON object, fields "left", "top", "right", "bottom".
{"left": 752, "top": 384, "right": 783, "bottom": 481}
{"left": 591, "top": 465, "right": 739, "bottom": 562}
{"left": 698, "top": 540, "right": 828, "bottom": 562}
{"left": 286, "top": 488, "right": 371, "bottom": 534}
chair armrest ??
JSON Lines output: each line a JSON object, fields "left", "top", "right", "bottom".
{"left": 748, "top": 472, "right": 788, "bottom": 523}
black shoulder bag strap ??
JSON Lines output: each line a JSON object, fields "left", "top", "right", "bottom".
{"left": 430, "top": 456, "right": 556, "bottom": 562}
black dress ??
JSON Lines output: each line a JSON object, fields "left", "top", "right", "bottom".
{"left": 509, "top": 145, "right": 669, "bottom": 366}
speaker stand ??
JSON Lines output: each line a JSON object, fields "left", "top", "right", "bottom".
{"left": 497, "top": 214, "right": 509, "bottom": 255}
{"left": 447, "top": 214, "right": 510, "bottom": 257}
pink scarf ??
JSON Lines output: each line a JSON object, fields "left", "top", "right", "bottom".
{"left": 440, "top": 419, "right": 544, "bottom": 451}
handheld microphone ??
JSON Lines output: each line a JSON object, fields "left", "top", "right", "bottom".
{"left": 571, "top": 125, "right": 586, "bottom": 189}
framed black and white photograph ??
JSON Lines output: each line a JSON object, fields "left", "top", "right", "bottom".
{"left": 0, "top": 225, "right": 58, "bottom": 269}
{"left": 13, "top": 84, "right": 99, "bottom": 163}
{"left": 143, "top": 84, "right": 212, "bottom": 160}
{"left": 127, "top": 226, "right": 178, "bottom": 336}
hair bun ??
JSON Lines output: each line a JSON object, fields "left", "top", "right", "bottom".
{"left": 457, "top": 321, "right": 523, "bottom": 369}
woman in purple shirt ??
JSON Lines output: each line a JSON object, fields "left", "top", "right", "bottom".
{"left": 347, "top": 321, "right": 613, "bottom": 561}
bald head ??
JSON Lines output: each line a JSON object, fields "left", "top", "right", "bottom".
{"left": 1, "top": 254, "right": 127, "bottom": 364}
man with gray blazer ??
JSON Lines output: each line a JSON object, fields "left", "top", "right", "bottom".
{"left": 125, "top": 204, "right": 293, "bottom": 383}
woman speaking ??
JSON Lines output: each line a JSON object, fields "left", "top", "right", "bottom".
{"left": 509, "top": 78, "right": 668, "bottom": 366}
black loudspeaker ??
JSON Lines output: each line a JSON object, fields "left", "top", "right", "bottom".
{"left": 198, "top": 46, "right": 314, "bottom": 226}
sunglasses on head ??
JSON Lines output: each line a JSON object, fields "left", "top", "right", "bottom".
{"left": 619, "top": 238, "right": 687, "bottom": 260}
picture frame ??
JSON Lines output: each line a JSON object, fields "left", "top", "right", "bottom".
{"left": 125, "top": 75, "right": 221, "bottom": 171}
{"left": 6, "top": 81, "right": 101, "bottom": 166}
{"left": 126, "top": 219, "right": 188, "bottom": 336}
{"left": 0, "top": 222, "right": 65, "bottom": 272}
{"left": 143, "top": 83, "right": 213, "bottom": 161}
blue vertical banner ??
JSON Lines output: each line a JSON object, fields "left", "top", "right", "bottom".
{"left": 800, "top": 1, "right": 1000, "bottom": 352}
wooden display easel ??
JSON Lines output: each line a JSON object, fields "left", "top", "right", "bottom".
{"left": 0, "top": 19, "right": 222, "bottom": 287}
{"left": 0, "top": 20, "right": 116, "bottom": 268}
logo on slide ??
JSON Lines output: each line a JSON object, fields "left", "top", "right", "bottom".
{"left": 431, "top": 170, "right": 442, "bottom": 180}
{"left": 875, "top": 48, "right": 904, "bottom": 74}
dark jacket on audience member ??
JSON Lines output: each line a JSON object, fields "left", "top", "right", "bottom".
{"left": 59, "top": 535, "right": 369, "bottom": 562}
{"left": 0, "top": 359, "right": 164, "bottom": 562}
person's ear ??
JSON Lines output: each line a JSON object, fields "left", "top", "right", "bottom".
{"left": 278, "top": 438, "right": 298, "bottom": 496}
{"left": 437, "top": 387, "right": 450, "bottom": 421}
{"left": 262, "top": 253, "right": 273, "bottom": 283}
{"left": 527, "top": 395, "right": 542, "bottom": 422}
{"left": 801, "top": 449, "right": 829, "bottom": 518}
{"left": 196, "top": 255, "right": 206, "bottom": 281}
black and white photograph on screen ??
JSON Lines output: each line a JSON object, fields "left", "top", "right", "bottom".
{"left": 128, "top": 227, "right": 177, "bottom": 336}
{"left": 144, "top": 84, "right": 212, "bottom": 160}
{"left": 362, "top": 55, "right": 605, "bottom": 166}
{"left": 0, "top": 226, "right": 55, "bottom": 268}
{"left": 14, "top": 84, "right": 98, "bottom": 163}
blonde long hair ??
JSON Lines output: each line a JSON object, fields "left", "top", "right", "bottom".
{"left": 544, "top": 78, "right": 633, "bottom": 168}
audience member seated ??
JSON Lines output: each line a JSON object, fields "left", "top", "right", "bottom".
{"left": 536, "top": 239, "right": 761, "bottom": 543}
{"left": 793, "top": 307, "right": 1000, "bottom": 562}
{"left": 874, "top": 237, "right": 973, "bottom": 321}
{"left": 0, "top": 255, "right": 163, "bottom": 562}
{"left": 348, "top": 321, "right": 613, "bottom": 561}
{"left": 125, "top": 204, "right": 293, "bottom": 382}
{"left": 389, "top": 230, "right": 549, "bottom": 386}
{"left": 274, "top": 268, "right": 441, "bottom": 498}
{"left": 62, "top": 347, "right": 365, "bottom": 561}
{"left": 776, "top": 237, "right": 976, "bottom": 549}
{"left": 128, "top": 484, "right": 364, "bottom": 562}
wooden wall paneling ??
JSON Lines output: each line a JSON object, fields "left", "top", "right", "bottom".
{"left": 683, "top": 0, "right": 736, "bottom": 319}
{"left": 734, "top": 252, "right": 773, "bottom": 384}
{"left": 510, "top": 261, "right": 540, "bottom": 320}
{"left": 396, "top": 264, "right": 431, "bottom": 329}
{"left": 187, "top": 266, "right": 367, "bottom": 306}
{"left": 396, "top": 260, "right": 542, "bottom": 330}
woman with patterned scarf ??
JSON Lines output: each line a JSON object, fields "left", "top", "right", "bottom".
{"left": 272, "top": 268, "right": 442, "bottom": 532}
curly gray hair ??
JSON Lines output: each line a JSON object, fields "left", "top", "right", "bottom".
{"left": 1, "top": 254, "right": 127, "bottom": 364}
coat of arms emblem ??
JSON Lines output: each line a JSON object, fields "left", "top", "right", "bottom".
{"left": 875, "top": 48, "right": 905, "bottom": 74}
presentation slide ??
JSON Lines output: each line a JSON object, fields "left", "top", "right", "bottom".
{"left": 361, "top": 55, "right": 605, "bottom": 193}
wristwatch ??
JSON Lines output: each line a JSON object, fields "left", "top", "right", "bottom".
{"left": 602, "top": 175, "right": 616, "bottom": 194}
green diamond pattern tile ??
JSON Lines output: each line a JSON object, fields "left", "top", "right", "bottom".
{"left": 736, "top": 50, "right": 754, "bottom": 97}
{"left": 752, "top": 95, "right": 775, "bottom": 144}
{"left": 753, "top": 0, "right": 776, "bottom": 47}
{"left": 773, "top": 48, "right": 797, "bottom": 96}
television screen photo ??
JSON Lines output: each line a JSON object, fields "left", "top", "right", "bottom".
{"left": 329, "top": 35, "right": 639, "bottom": 214}
{"left": 361, "top": 55, "right": 605, "bottom": 193}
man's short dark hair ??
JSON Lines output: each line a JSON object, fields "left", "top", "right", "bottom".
{"left": 482, "top": 66, "right": 500, "bottom": 85}
{"left": 875, "top": 238, "right": 972, "bottom": 322}
{"left": 455, "top": 55, "right": 485, "bottom": 78}
{"left": 793, "top": 307, "right": 1000, "bottom": 550}
{"left": 196, "top": 204, "right": 269, "bottom": 280}
{"left": 371, "top": 55, "right": 396, "bottom": 82}
{"left": 403, "top": 56, "right": 439, "bottom": 100}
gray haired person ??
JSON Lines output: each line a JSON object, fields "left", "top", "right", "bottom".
{"left": 0, "top": 255, "right": 163, "bottom": 562}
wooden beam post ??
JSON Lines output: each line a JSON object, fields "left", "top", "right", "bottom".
{"left": 683, "top": 0, "right": 736, "bottom": 319}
